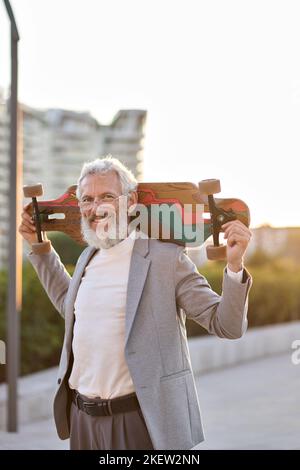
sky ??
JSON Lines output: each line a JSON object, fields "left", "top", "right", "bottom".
{"left": 1, "top": 0, "right": 300, "bottom": 228}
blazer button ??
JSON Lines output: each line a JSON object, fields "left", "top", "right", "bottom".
{"left": 57, "top": 378, "right": 61, "bottom": 384}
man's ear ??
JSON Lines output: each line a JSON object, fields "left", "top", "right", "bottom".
{"left": 128, "top": 191, "right": 138, "bottom": 214}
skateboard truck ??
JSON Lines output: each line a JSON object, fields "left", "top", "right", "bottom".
{"left": 23, "top": 183, "right": 52, "bottom": 255}
{"left": 199, "top": 179, "right": 237, "bottom": 260}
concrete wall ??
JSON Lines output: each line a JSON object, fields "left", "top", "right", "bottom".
{"left": 0, "top": 367, "right": 56, "bottom": 430}
{"left": 189, "top": 321, "right": 300, "bottom": 375}
{"left": 0, "top": 321, "right": 299, "bottom": 429}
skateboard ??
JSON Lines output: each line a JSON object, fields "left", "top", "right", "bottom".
{"left": 23, "top": 179, "right": 250, "bottom": 260}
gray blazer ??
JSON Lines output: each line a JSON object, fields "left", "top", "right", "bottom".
{"left": 28, "top": 237, "right": 252, "bottom": 450}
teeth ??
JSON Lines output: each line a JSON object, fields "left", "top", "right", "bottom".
{"left": 93, "top": 215, "right": 108, "bottom": 222}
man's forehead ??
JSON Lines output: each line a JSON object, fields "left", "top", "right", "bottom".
{"left": 81, "top": 171, "right": 121, "bottom": 193}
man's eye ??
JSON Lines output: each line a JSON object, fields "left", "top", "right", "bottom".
{"left": 103, "top": 195, "right": 115, "bottom": 201}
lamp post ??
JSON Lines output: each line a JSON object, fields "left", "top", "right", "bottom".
{"left": 3, "top": 0, "right": 22, "bottom": 432}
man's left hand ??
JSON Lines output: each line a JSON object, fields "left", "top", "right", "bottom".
{"left": 221, "top": 220, "right": 252, "bottom": 272}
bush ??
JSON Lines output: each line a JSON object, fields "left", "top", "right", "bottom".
{"left": 186, "top": 261, "right": 225, "bottom": 337}
{"left": 0, "top": 230, "right": 81, "bottom": 382}
{"left": 186, "top": 257, "right": 300, "bottom": 337}
{"left": 0, "top": 263, "right": 74, "bottom": 382}
{"left": 48, "top": 232, "right": 85, "bottom": 265}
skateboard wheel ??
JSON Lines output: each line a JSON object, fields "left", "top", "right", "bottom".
{"left": 31, "top": 240, "right": 51, "bottom": 255}
{"left": 206, "top": 244, "right": 227, "bottom": 260}
{"left": 198, "top": 179, "right": 221, "bottom": 195}
{"left": 23, "top": 183, "right": 43, "bottom": 198}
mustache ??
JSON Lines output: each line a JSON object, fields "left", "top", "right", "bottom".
{"left": 86, "top": 211, "right": 111, "bottom": 223}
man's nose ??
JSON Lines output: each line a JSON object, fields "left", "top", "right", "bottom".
{"left": 90, "top": 199, "right": 104, "bottom": 212}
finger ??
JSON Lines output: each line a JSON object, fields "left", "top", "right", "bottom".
{"left": 227, "top": 234, "right": 249, "bottom": 247}
{"left": 224, "top": 224, "right": 251, "bottom": 238}
{"left": 222, "top": 221, "right": 250, "bottom": 233}
{"left": 226, "top": 228, "right": 251, "bottom": 240}
{"left": 227, "top": 235, "right": 249, "bottom": 246}
{"left": 19, "top": 227, "right": 35, "bottom": 236}
{"left": 22, "top": 216, "right": 35, "bottom": 228}
{"left": 20, "top": 221, "right": 36, "bottom": 233}
{"left": 22, "top": 212, "right": 35, "bottom": 225}
{"left": 224, "top": 227, "right": 251, "bottom": 240}
{"left": 22, "top": 203, "right": 34, "bottom": 217}
{"left": 222, "top": 221, "right": 249, "bottom": 232}
{"left": 222, "top": 220, "right": 246, "bottom": 228}
{"left": 224, "top": 231, "right": 251, "bottom": 243}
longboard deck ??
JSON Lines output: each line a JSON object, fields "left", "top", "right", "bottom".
{"left": 30, "top": 182, "right": 250, "bottom": 247}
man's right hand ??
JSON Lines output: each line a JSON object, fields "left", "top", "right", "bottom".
{"left": 19, "top": 203, "right": 48, "bottom": 248}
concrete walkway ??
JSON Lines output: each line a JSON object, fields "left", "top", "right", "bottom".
{"left": 0, "top": 417, "right": 68, "bottom": 450}
{"left": 0, "top": 353, "right": 299, "bottom": 450}
{"left": 194, "top": 352, "right": 300, "bottom": 450}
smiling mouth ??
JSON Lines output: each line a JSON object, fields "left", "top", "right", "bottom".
{"left": 90, "top": 212, "right": 110, "bottom": 224}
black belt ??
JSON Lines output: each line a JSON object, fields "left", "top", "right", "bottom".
{"left": 71, "top": 390, "right": 140, "bottom": 417}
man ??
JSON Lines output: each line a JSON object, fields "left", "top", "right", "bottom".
{"left": 19, "top": 156, "right": 252, "bottom": 450}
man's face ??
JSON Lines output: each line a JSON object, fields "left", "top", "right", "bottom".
{"left": 79, "top": 171, "right": 122, "bottom": 231}
{"left": 78, "top": 171, "right": 136, "bottom": 249}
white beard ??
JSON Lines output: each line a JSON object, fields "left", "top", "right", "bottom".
{"left": 81, "top": 216, "right": 125, "bottom": 249}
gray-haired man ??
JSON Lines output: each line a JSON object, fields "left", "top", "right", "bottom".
{"left": 19, "top": 156, "right": 252, "bottom": 450}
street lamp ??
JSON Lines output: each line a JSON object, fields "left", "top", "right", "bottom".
{"left": 3, "top": 0, "right": 22, "bottom": 432}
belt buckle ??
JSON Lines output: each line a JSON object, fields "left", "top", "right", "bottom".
{"left": 74, "top": 392, "right": 113, "bottom": 416}
{"left": 96, "top": 399, "right": 112, "bottom": 416}
{"left": 82, "top": 401, "right": 95, "bottom": 415}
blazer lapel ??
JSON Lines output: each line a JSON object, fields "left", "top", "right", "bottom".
{"left": 125, "top": 237, "right": 151, "bottom": 346}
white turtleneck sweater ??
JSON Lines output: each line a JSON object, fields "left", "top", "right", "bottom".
{"left": 68, "top": 232, "right": 136, "bottom": 399}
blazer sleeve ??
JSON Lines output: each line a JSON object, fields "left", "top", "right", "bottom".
{"left": 27, "top": 247, "right": 71, "bottom": 319}
{"left": 174, "top": 247, "right": 252, "bottom": 339}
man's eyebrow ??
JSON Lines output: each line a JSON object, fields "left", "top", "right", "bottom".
{"left": 81, "top": 191, "right": 118, "bottom": 197}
